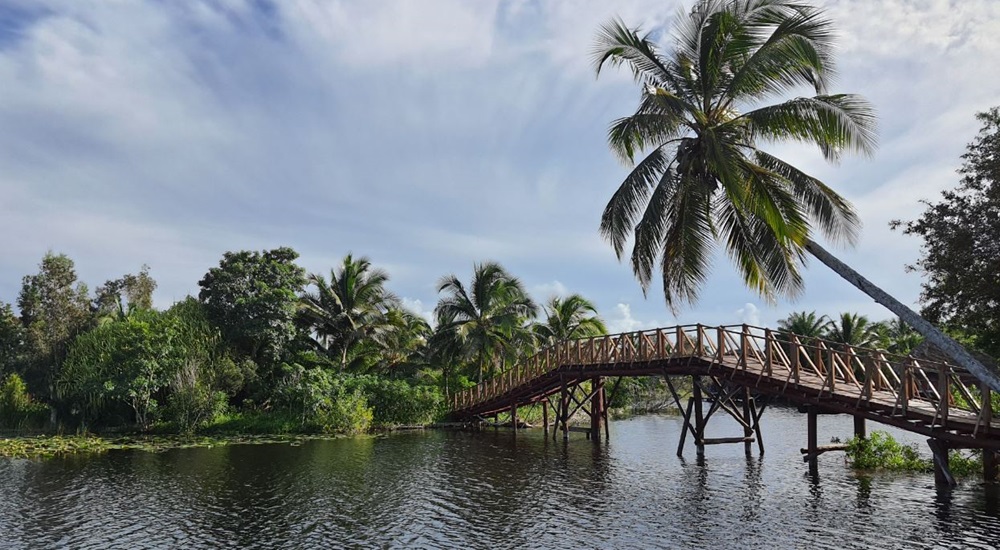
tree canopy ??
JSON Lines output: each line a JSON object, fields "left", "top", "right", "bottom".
{"left": 894, "top": 108, "right": 1000, "bottom": 358}
{"left": 594, "top": 0, "right": 876, "bottom": 310}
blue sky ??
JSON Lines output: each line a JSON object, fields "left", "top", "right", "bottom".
{"left": 1, "top": 0, "right": 998, "bottom": 332}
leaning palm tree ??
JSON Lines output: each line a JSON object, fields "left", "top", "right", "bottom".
{"left": 299, "top": 254, "right": 400, "bottom": 370}
{"left": 435, "top": 262, "right": 538, "bottom": 383}
{"left": 534, "top": 294, "right": 609, "bottom": 347}
{"left": 594, "top": 0, "right": 1000, "bottom": 391}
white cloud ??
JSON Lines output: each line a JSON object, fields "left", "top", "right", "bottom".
{"left": 736, "top": 303, "right": 761, "bottom": 327}
{"left": 605, "top": 302, "right": 659, "bottom": 334}
{"left": 530, "top": 280, "right": 569, "bottom": 301}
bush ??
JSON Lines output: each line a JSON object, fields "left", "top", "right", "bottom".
{"left": 275, "top": 366, "right": 374, "bottom": 434}
{"left": 342, "top": 375, "right": 443, "bottom": 426}
{"left": 0, "top": 374, "right": 47, "bottom": 431}
{"left": 846, "top": 431, "right": 930, "bottom": 472}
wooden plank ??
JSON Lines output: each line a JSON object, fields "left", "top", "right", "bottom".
{"left": 702, "top": 436, "right": 755, "bottom": 445}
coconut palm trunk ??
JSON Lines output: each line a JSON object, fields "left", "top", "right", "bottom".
{"left": 806, "top": 239, "right": 1000, "bottom": 391}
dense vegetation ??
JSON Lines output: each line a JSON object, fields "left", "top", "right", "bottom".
{"left": 0, "top": 251, "right": 610, "bottom": 436}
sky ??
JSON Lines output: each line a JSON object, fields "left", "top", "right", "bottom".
{"left": 0, "top": 0, "right": 998, "bottom": 333}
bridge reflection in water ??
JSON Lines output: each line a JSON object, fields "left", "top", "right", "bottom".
{"left": 449, "top": 324, "right": 1000, "bottom": 486}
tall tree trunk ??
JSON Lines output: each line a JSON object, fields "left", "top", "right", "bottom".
{"left": 806, "top": 239, "right": 1000, "bottom": 392}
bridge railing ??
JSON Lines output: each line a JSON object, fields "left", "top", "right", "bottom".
{"left": 452, "top": 324, "right": 995, "bottom": 432}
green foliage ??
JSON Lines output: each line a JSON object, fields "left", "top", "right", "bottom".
{"left": 0, "top": 373, "right": 47, "bottom": 431}
{"left": 827, "top": 313, "right": 878, "bottom": 348}
{"left": 93, "top": 265, "right": 157, "bottom": 322}
{"left": 17, "top": 252, "right": 91, "bottom": 399}
{"left": 59, "top": 310, "right": 187, "bottom": 430}
{"left": 342, "top": 375, "right": 443, "bottom": 426}
{"left": 894, "top": 107, "right": 1000, "bottom": 358}
{"left": 299, "top": 254, "right": 399, "bottom": 371}
{"left": 198, "top": 247, "right": 306, "bottom": 368}
{"left": 533, "top": 294, "right": 607, "bottom": 346}
{"left": 594, "top": 1, "right": 875, "bottom": 311}
{"left": 845, "top": 431, "right": 930, "bottom": 472}
{"left": 435, "top": 262, "right": 538, "bottom": 382}
{"left": 0, "top": 302, "right": 26, "bottom": 377}
{"left": 948, "top": 450, "right": 984, "bottom": 477}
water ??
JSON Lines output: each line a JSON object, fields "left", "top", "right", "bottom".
{"left": 1, "top": 408, "right": 998, "bottom": 549}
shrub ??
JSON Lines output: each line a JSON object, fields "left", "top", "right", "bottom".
{"left": 0, "top": 373, "right": 47, "bottom": 431}
{"left": 846, "top": 431, "right": 930, "bottom": 472}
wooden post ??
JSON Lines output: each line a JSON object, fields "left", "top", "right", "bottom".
{"left": 560, "top": 378, "right": 569, "bottom": 440}
{"left": 853, "top": 415, "right": 866, "bottom": 440}
{"left": 590, "top": 377, "right": 604, "bottom": 442}
{"left": 791, "top": 338, "right": 800, "bottom": 383}
{"left": 928, "top": 438, "right": 956, "bottom": 488}
{"left": 742, "top": 387, "right": 753, "bottom": 456}
{"left": 983, "top": 381, "right": 997, "bottom": 482}
{"left": 542, "top": 400, "right": 549, "bottom": 434}
{"left": 693, "top": 377, "right": 705, "bottom": 455}
{"left": 985, "top": 450, "right": 998, "bottom": 483}
{"left": 938, "top": 364, "right": 949, "bottom": 427}
{"left": 510, "top": 403, "right": 518, "bottom": 432}
{"left": 806, "top": 407, "right": 818, "bottom": 465}
{"left": 677, "top": 399, "right": 693, "bottom": 457}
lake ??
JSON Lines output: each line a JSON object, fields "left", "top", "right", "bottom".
{"left": 1, "top": 407, "right": 998, "bottom": 549}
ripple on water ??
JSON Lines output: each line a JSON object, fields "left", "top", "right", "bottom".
{"left": 1, "top": 409, "right": 998, "bottom": 549}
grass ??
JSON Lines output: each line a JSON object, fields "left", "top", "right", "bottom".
{"left": 845, "top": 430, "right": 985, "bottom": 478}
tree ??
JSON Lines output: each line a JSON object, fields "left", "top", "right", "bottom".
{"left": 198, "top": 247, "right": 306, "bottom": 369}
{"left": 298, "top": 254, "right": 401, "bottom": 371}
{"left": 59, "top": 310, "right": 186, "bottom": 430}
{"left": 17, "top": 252, "right": 91, "bottom": 410}
{"left": 93, "top": 265, "right": 157, "bottom": 322}
{"left": 893, "top": 108, "right": 1000, "bottom": 359}
{"left": 0, "top": 303, "right": 26, "bottom": 377}
{"left": 871, "top": 317, "right": 923, "bottom": 356}
{"left": 594, "top": 0, "right": 1000, "bottom": 391}
{"left": 533, "top": 294, "right": 608, "bottom": 346}
{"left": 435, "top": 262, "right": 538, "bottom": 383}
{"left": 826, "top": 312, "right": 878, "bottom": 349}
{"left": 776, "top": 310, "right": 829, "bottom": 344}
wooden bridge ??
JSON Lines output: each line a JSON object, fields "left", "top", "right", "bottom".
{"left": 449, "top": 324, "right": 1000, "bottom": 486}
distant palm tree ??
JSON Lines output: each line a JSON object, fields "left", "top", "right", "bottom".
{"left": 299, "top": 254, "right": 400, "bottom": 370}
{"left": 871, "top": 317, "right": 924, "bottom": 356}
{"left": 593, "top": 0, "right": 1000, "bottom": 391}
{"left": 533, "top": 294, "right": 608, "bottom": 346}
{"left": 777, "top": 311, "right": 830, "bottom": 341}
{"left": 435, "top": 262, "right": 538, "bottom": 383}
{"left": 827, "top": 312, "right": 878, "bottom": 349}
{"left": 374, "top": 308, "right": 432, "bottom": 375}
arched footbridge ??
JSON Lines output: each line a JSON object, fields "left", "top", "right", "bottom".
{"left": 449, "top": 324, "right": 999, "bottom": 486}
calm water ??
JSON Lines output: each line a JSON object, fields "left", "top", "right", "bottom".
{"left": 1, "top": 408, "right": 998, "bottom": 549}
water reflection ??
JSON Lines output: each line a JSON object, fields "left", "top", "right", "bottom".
{"left": 0, "top": 409, "right": 998, "bottom": 549}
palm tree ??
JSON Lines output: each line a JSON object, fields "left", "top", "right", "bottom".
{"left": 298, "top": 254, "right": 400, "bottom": 370}
{"left": 533, "top": 294, "right": 608, "bottom": 346}
{"left": 435, "top": 262, "right": 538, "bottom": 383}
{"left": 594, "top": 0, "right": 1000, "bottom": 391}
{"left": 777, "top": 310, "right": 829, "bottom": 342}
{"left": 827, "top": 312, "right": 878, "bottom": 349}
{"left": 374, "top": 308, "right": 432, "bottom": 376}
{"left": 871, "top": 317, "right": 924, "bottom": 356}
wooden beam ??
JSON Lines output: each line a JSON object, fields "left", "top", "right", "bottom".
{"left": 806, "top": 407, "right": 818, "bottom": 466}
{"left": 800, "top": 444, "right": 849, "bottom": 461}
{"left": 703, "top": 436, "right": 755, "bottom": 445}
{"left": 693, "top": 376, "right": 705, "bottom": 456}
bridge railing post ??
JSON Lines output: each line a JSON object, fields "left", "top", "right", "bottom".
{"left": 717, "top": 326, "right": 725, "bottom": 361}
{"left": 938, "top": 363, "right": 950, "bottom": 427}
{"left": 696, "top": 324, "right": 705, "bottom": 356}
{"left": 764, "top": 328, "right": 773, "bottom": 376}
{"left": 740, "top": 324, "right": 749, "bottom": 370}
{"left": 791, "top": 337, "right": 800, "bottom": 384}
{"left": 901, "top": 359, "right": 911, "bottom": 415}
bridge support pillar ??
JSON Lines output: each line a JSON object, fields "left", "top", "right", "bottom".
{"left": 927, "top": 439, "right": 956, "bottom": 488}
{"left": 853, "top": 416, "right": 866, "bottom": 439}
{"left": 542, "top": 400, "right": 549, "bottom": 434}
{"left": 560, "top": 378, "right": 569, "bottom": 441}
{"left": 984, "top": 450, "right": 998, "bottom": 483}
{"left": 590, "top": 377, "right": 604, "bottom": 442}
{"left": 692, "top": 377, "right": 705, "bottom": 456}
{"left": 806, "top": 408, "right": 818, "bottom": 467}
{"left": 510, "top": 403, "right": 517, "bottom": 432}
